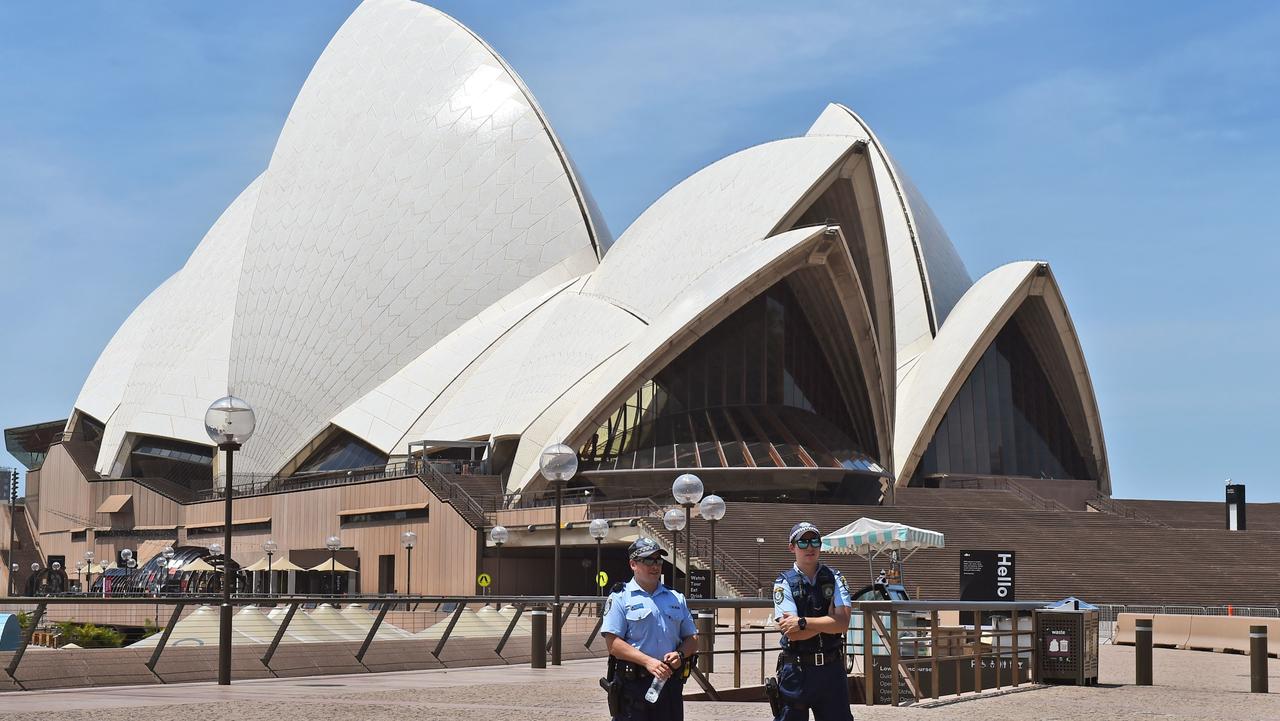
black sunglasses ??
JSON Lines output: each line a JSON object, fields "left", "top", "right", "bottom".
{"left": 793, "top": 537, "right": 822, "bottom": 549}
{"left": 634, "top": 556, "right": 663, "bottom": 566}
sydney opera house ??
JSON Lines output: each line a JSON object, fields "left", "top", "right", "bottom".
{"left": 3, "top": 0, "right": 1113, "bottom": 599}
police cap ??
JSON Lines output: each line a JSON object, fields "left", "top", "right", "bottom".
{"left": 627, "top": 537, "right": 669, "bottom": 560}
{"left": 788, "top": 522, "right": 821, "bottom": 543}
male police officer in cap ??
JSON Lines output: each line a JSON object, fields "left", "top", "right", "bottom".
{"left": 601, "top": 537, "right": 699, "bottom": 720}
{"left": 769, "top": 522, "right": 854, "bottom": 721}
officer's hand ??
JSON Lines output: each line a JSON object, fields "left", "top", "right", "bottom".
{"left": 662, "top": 651, "right": 682, "bottom": 669}
{"left": 778, "top": 612, "right": 801, "bottom": 636}
{"left": 646, "top": 657, "right": 673, "bottom": 680}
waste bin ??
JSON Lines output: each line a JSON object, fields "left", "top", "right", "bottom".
{"left": 1034, "top": 608, "right": 1099, "bottom": 685}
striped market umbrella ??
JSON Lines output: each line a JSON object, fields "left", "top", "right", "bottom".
{"left": 822, "top": 517, "right": 944, "bottom": 557}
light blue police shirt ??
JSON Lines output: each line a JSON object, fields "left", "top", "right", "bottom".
{"left": 601, "top": 578, "right": 697, "bottom": 659}
{"left": 773, "top": 563, "right": 852, "bottom": 620}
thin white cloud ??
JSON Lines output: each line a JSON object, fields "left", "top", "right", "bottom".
{"left": 979, "top": 6, "right": 1280, "bottom": 149}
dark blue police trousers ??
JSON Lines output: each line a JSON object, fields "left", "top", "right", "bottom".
{"left": 774, "top": 656, "right": 854, "bottom": 721}
{"left": 612, "top": 675, "right": 684, "bottom": 721}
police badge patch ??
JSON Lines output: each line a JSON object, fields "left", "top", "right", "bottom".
{"left": 604, "top": 596, "right": 613, "bottom": 616}
{"left": 773, "top": 584, "right": 785, "bottom": 605}
{"left": 822, "top": 584, "right": 834, "bottom": 599}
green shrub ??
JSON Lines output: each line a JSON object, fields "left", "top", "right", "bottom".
{"left": 54, "top": 621, "right": 125, "bottom": 648}
{"left": 17, "top": 611, "right": 31, "bottom": 630}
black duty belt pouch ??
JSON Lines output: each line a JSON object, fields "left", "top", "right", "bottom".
{"left": 764, "top": 676, "right": 784, "bottom": 718}
{"left": 603, "top": 656, "right": 624, "bottom": 717}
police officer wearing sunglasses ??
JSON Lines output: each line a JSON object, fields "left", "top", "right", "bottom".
{"left": 601, "top": 537, "right": 699, "bottom": 720}
{"left": 768, "top": 522, "right": 854, "bottom": 721}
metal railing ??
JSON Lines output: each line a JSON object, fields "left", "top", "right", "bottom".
{"left": 635, "top": 517, "right": 762, "bottom": 597}
{"left": 417, "top": 464, "right": 488, "bottom": 528}
{"left": 943, "top": 476, "right": 1072, "bottom": 512}
{"left": 1086, "top": 496, "right": 1172, "bottom": 528}
{"left": 2, "top": 593, "right": 1090, "bottom": 704}
{"left": 585, "top": 497, "right": 663, "bottom": 521}
{"left": 852, "top": 600, "right": 1046, "bottom": 705}
{"left": 0, "top": 593, "right": 608, "bottom": 690}
{"left": 196, "top": 462, "right": 418, "bottom": 501}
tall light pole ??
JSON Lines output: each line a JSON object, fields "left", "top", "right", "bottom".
{"left": 699, "top": 495, "right": 725, "bottom": 598}
{"left": 162, "top": 547, "right": 175, "bottom": 595}
{"left": 539, "top": 443, "right": 577, "bottom": 666}
{"left": 209, "top": 543, "right": 223, "bottom": 597}
{"left": 121, "top": 549, "right": 134, "bottom": 594}
{"left": 488, "top": 525, "right": 508, "bottom": 596}
{"left": 326, "top": 535, "right": 342, "bottom": 596}
{"left": 83, "top": 550, "right": 94, "bottom": 598}
{"left": 588, "top": 519, "right": 609, "bottom": 594}
{"left": 400, "top": 531, "right": 416, "bottom": 595}
{"left": 7, "top": 469, "right": 17, "bottom": 596}
{"left": 672, "top": 474, "right": 703, "bottom": 597}
{"left": 75, "top": 560, "right": 85, "bottom": 593}
{"left": 205, "top": 394, "right": 256, "bottom": 686}
{"left": 663, "top": 508, "right": 686, "bottom": 590}
{"left": 263, "top": 540, "right": 278, "bottom": 596}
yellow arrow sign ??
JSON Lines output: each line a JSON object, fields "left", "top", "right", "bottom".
{"left": 596, "top": 570, "right": 609, "bottom": 588}
{"left": 477, "top": 572, "right": 492, "bottom": 588}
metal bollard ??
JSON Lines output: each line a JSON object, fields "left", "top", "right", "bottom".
{"left": 1135, "top": 618, "right": 1152, "bottom": 686}
{"left": 531, "top": 606, "right": 547, "bottom": 669}
{"left": 697, "top": 611, "right": 715, "bottom": 673}
{"left": 1251, "top": 625, "right": 1268, "bottom": 693}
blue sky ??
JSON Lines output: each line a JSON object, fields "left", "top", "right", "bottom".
{"left": 1, "top": 1, "right": 1277, "bottom": 501}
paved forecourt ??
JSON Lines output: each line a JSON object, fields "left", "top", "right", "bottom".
{"left": 0, "top": 646, "right": 1278, "bottom": 720}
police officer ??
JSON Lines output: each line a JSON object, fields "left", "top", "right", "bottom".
{"left": 601, "top": 537, "right": 699, "bottom": 720}
{"left": 771, "top": 522, "right": 854, "bottom": 721}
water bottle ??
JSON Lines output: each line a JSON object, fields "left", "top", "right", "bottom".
{"left": 644, "top": 674, "right": 666, "bottom": 703}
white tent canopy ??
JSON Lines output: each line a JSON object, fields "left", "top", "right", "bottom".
{"left": 821, "top": 517, "right": 945, "bottom": 559}
{"left": 243, "top": 556, "right": 305, "bottom": 572}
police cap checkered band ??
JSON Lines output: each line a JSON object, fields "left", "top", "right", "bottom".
{"left": 789, "top": 522, "right": 821, "bottom": 543}
{"left": 628, "top": 537, "right": 669, "bottom": 560}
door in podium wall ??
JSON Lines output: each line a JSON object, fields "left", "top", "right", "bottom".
{"left": 379, "top": 554, "right": 396, "bottom": 594}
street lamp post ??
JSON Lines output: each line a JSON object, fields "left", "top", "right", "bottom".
{"left": 755, "top": 537, "right": 765, "bottom": 595}
{"left": 588, "top": 519, "right": 609, "bottom": 594}
{"left": 539, "top": 443, "right": 578, "bottom": 667}
{"left": 672, "top": 474, "right": 704, "bottom": 597}
{"left": 488, "top": 525, "right": 508, "bottom": 596}
{"left": 83, "top": 550, "right": 94, "bottom": 598}
{"left": 120, "top": 550, "right": 134, "bottom": 594}
{"left": 7, "top": 469, "right": 17, "bottom": 596}
{"left": 209, "top": 543, "right": 223, "bottom": 597}
{"left": 205, "top": 394, "right": 256, "bottom": 686}
{"left": 400, "top": 531, "right": 416, "bottom": 595}
{"left": 325, "top": 535, "right": 342, "bottom": 596}
{"left": 162, "top": 546, "right": 175, "bottom": 595}
{"left": 75, "top": 560, "right": 84, "bottom": 593}
{"left": 263, "top": 539, "right": 278, "bottom": 596}
{"left": 99, "top": 561, "right": 109, "bottom": 598}
{"left": 699, "top": 495, "right": 725, "bottom": 598}
{"left": 662, "top": 508, "right": 686, "bottom": 590}
{"left": 126, "top": 557, "right": 138, "bottom": 594}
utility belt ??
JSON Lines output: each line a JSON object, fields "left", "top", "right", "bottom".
{"left": 614, "top": 660, "right": 654, "bottom": 681}
{"left": 778, "top": 646, "right": 844, "bottom": 668}
{"left": 603, "top": 656, "right": 691, "bottom": 716}
{"left": 613, "top": 658, "right": 693, "bottom": 681}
